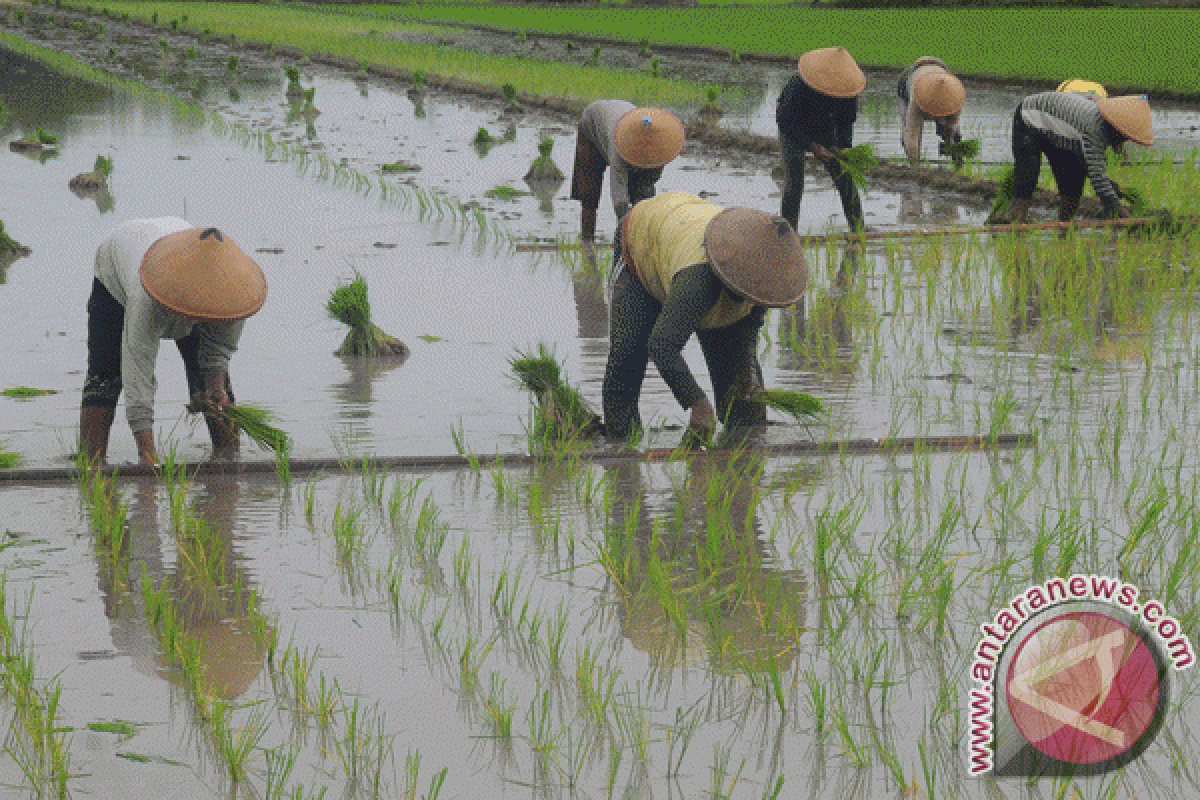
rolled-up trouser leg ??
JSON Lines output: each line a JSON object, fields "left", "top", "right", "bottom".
{"left": 824, "top": 157, "right": 864, "bottom": 232}
{"left": 778, "top": 136, "right": 807, "bottom": 231}
{"left": 602, "top": 268, "right": 661, "bottom": 440}
{"left": 81, "top": 278, "right": 124, "bottom": 462}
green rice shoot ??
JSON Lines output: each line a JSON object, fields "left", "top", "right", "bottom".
{"left": 0, "top": 448, "right": 18, "bottom": 469}
{"left": 524, "top": 137, "right": 564, "bottom": 182}
{"left": 756, "top": 389, "right": 824, "bottom": 423}
{"left": 838, "top": 144, "right": 877, "bottom": 191}
{"left": 188, "top": 401, "right": 292, "bottom": 455}
{"left": 986, "top": 166, "right": 1017, "bottom": 225}
{"left": 2, "top": 386, "right": 57, "bottom": 399}
{"left": 35, "top": 127, "right": 58, "bottom": 146}
{"left": 510, "top": 345, "right": 603, "bottom": 443}
{"left": 945, "top": 138, "right": 981, "bottom": 164}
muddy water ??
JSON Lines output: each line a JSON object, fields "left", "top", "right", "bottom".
{"left": 3, "top": 20, "right": 1200, "bottom": 800}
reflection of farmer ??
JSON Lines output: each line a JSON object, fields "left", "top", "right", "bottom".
{"left": 896, "top": 57, "right": 965, "bottom": 167}
{"left": 776, "top": 46, "right": 865, "bottom": 232}
{"left": 602, "top": 192, "right": 807, "bottom": 442}
{"left": 571, "top": 100, "right": 684, "bottom": 242}
{"left": 606, "top": 454, "right": 808, "bottom": 670}
{"left": 100, "top": 475, "right": 270, "bottom": 702}
{"left": 79, "top": 220, "right": 268, "bottom": 465}
{"left": 1005, "top": 93, "right": 1152, "bottom": 225}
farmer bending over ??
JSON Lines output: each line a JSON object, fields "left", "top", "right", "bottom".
{"left": 776, "top": 46, "right": 865, "bottom": 232}
{"left": 602, "top": 191, "right": 807, "bottom": 443}
{"left": 79, "top": 219, "right": 267, "bottom": 465}
{"left": 897, "top": 57, "right": 966, "bottom": 167}
{"left": 571, "top": 100, "right": 684, "bottom": 242}
{"left": 1005, "top": 93, "right": 1152, "bottom": 224}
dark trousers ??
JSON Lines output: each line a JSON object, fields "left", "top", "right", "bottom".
{"left": 602, "top": 267, "right": 767, "bottom": 439}
{"left": 82, "top": 278, "right": 233, "bottom": 408}
{"left": 1011, "top": 109, "right": 1087, "bottom": 202}
{"left": 779, "top": 136, "right": 863, "bottom": 232}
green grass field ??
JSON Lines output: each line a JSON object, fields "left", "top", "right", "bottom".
{"left": 338, "top": 3, "right": 1200, "bottom": 93}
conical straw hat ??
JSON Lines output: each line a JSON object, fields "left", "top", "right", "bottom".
{"left": 1097, "top": 95, "right": 1153, "bottom": 146}
{"left": 614, "top": 107, "right": 685, "bottom": 168}
{"left": 1056, "top": 79, "right": 1107, "bottom": 99}
{"left": 913, "top": 69, "right": 965, "bottom": 117}
{"left": 797, "top": 46, "right": 866, "bottom": 98}
{"left": 704, "top": 208, "right": 807, "bottom": 308}
{"left": 141, "top": 227, "right": 267, "bottom": 321}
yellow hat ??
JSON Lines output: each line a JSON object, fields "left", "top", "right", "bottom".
{"left": 141, "top": 227, "right": 267, "bottom": 322}
{"left": 704, "top": 208, "right": 807, "bottom": 308}
{"left": 1056, "top": 79, "right": 1108, "bottom": 99}
{"left": 1097, "top": 95, "right": 1154, "bottom": 146}
{"left": 913, "top": 68, "right": 965, "bottom": 117}
{"left": 614, "top": 108, "right": 685, "bottom": 169}
{"left": 797, "top": 46, "right": 866, "bottom": 98}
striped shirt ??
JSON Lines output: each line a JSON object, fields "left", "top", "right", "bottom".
{"left": 1018, "top": 91, "right": 1121, "bottom": 209}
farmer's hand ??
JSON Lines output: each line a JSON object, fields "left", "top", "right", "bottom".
{"left": 1116, "top": 205, "right": 1132, "bottom": 219}
{"left": 810, "top": 144, "right": 838, "bottom": 167}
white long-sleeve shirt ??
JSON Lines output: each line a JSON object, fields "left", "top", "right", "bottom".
{"left": 94, "top": 218, "right": 244, "bottom": 433}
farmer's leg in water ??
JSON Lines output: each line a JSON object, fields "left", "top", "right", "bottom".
{"left": 778, "top": 137, "right": 807, "bottom": 231}
{"left": 822, "top": 156, "right": 865, "bottom": 232}
{"left": 602, "top": 267, "right": 660, "bottom": 441}
{"left": 80, "top": 277, "right": 123, "bottom": 463}
{"left": 571, "top": 132, "right": 607, "bottom": 241}
{"left": 697, "top": 307, "right": 768, "bottom": 429}
{"left": 1008, "top": 110, "right": 1043, "bottom": 225}
{"left": 1043, "top": 145, "right": 1086, "bottom": 224}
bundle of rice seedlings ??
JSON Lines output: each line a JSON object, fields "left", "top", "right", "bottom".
{"left": 0, "top": 446, "right": 18, "bottom": 469}
{"left": 523, "top": 137, "right": 564, "bottom": 182}
{"left": 986, "top": 166, "right": 1017, "bottom": 225}
{"left": 35, "top": 127, "right": 57, "bottom": 146}
{"left": 510, "top": 345, "right": 603, "bottom": 442}
{"left": 69, "top": 154, "right": 113, "bottom": 191}
{"left": 756, "top": 389, "right": 824, "bottom": 423}
{"left": 0, "top": 221, "right": 27, "bottom": 255}
{"left": 327, "top": 273, "right": 409, "bottom": 357}
{"left": 284, "top": 65, "right": 304, "bottom": 100}
{"left": 944, "top": 138, "right": 981, "bottom": 165}
{"left": 187, "top": 401, "right": 292, "bottom": 455}
{"left": 1116, "top": 184, "right": 1147, "bottom": 215}
{"left": 836, "top": 144, "right": 877, "bottom": 191}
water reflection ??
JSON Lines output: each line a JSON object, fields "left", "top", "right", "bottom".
{"left": 332, "top": 355, "right": 408, "bottom": 420}
{"left": 95, "top": 473, "right": 271, "bottom": 702}
{"left": 604, "top": 447, "right": 807, "bottom": 671}
{"left": 69, "top": 182, "right": 116, "bottom": 213}
{"left": 776, "top": 244, "right": 867, "bottom": 378}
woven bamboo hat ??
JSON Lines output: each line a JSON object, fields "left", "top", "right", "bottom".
{"left": 1097, "top": 95, "right": 1154, "bottom": 146}
{"left": 704, "top": 208, "right": 807, "bottom": 308}
{"left": 141, "top": 227, "right": 267, "bottom": 321}
{"left": 614, "top": 108, "right": 685, "bottom": 169}
{"left": 913, "top": 68, "right": 965, "bottom": 117}
{"left": 1056, "top": 79, "right": 1108, "bottom": 99}
{"left": 797, "top": 46, "right": 866, "bottom": 98}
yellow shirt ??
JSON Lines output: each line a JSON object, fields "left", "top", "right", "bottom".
{"left": 623, "top": 192, "right": 754, "bottom": 329}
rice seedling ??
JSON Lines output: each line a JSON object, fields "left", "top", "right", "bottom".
{"left": 381, "top": 160, "right": 419, "bottom": 174}
{"left": 327, "top": 272, "right": 409, "bottom": 357}
{"left": 68, "top": 153, "right": 113, "bottom": 191}
{"left": 2, "top": 386, "right": 57, "bottom": 399}
{"left": 187, "top": 399, "right": 291, "bottom": 456}
{"left": 523, "top": 137, "right": 563, "bottom": 182}
{"left": 943, "top": 137, "right": 980, "bottom": 167}
{"left": 836, "top": 144, "right": 876, "bottom": 192}
{"left": 986, "top": 166, "right": 1017, "bottom": 224}
{"left": 485, "top": 184, "right": 522, "bottom": 201}
{"left": 510, "top": 344, "right": 603, "bottom": 445}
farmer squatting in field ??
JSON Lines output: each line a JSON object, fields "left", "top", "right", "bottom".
{"left": 79, "top": 219, "right": 267, "bottom": 466}
{"left": 601, "top": 191, "right": 807, "bottom": 444}
{"left": 570, "top": 99, "right": 685, "bottom": 242}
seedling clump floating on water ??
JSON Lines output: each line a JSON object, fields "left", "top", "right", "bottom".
{"left": 510, "top": 345, "right": 603, "bottom": 443}
{"left": 69, "top": 154, "right": 113, "bottom": 191}
{"left": 501, "top": 83, "right": 520, "bottom": 112}
{"left": 327, "top": 272, "right": 410, "bottom": 358}
{"left": 523, "top": 137, "right": 564, "bottom": 182}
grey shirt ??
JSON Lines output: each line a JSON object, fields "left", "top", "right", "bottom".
{"left": 94, "top": 217, "right": 243, "bottom": 433}
{"left": 897, "top": 58, "right": 961, "bottom": 165}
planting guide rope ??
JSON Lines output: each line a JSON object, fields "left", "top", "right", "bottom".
{"left": 0, "top": 433, "right": 1034, "bottom": 484}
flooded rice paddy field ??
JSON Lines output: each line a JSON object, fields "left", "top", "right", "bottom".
{"left": 3, "top": 12, "right": 1200, "bottom": 800}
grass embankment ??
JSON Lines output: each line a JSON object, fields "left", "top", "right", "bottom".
{"left": 76, "top": 1, "right": 710, "bottom": 107}
{"left": 378, "top": 4, "right": 1200, "bottom": 94}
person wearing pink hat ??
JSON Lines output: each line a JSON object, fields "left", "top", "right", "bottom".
{"left": 79, "top": 218, "right": 267, "bottom": 465}
{"left": 775, "top": 46, "right": 866, "bottom": 232}
{"left": 1005, "top": 92, "right": 1153, "bottom": 224}
{"left": 896, "top": 57, "right": 966, "bottom": 167}
{"left": 602, "top": 192, "right": 807, "bottom": 443}
{"left": 571, "top": 99, "right": 685, "bottom": 242}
